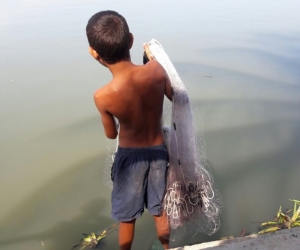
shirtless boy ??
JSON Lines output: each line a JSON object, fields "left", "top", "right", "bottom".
{"left": 86, "top": 10, "right": 172, "bottom": 250}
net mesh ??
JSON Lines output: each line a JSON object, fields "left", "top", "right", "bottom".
{"left": 148, "top": 39, "right": 222, "bottom": 235}
{"left": 103, "top": 138, "right": 117, "bottom": 189}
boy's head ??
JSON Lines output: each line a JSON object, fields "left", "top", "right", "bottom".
{"left": 86, "top": 10, "right": 133, "bottom": 65}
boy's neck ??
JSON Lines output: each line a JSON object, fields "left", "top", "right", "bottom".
{"left": 107, "top": 59, "right": 134, "bottom": 76}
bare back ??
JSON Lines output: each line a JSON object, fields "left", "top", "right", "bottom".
{"left": 94, "top": 60, "right": 172, "bottom": 148}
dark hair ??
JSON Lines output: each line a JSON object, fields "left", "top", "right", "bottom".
{"left": 86, "top": 10, "right": 131, "bottom": 64}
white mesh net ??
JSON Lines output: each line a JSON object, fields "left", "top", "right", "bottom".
{"left": 148, "top": 39, "right": 222, "bottom": 235}
{"left": 103, "top": 138, "right": 117, "bottom": 189}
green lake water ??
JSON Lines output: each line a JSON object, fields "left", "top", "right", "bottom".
{"left": 1, "top": 0, "right": 300, "bottom": 249}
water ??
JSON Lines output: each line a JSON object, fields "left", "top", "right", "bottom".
{"left": 1, "top": 0, "right": 300, "bottom": 249}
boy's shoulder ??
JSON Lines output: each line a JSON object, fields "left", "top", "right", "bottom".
{"left": 93, "top": 82, "right": 114, "bottom": 104}
{"left": 94, "top": 60, "right": 165, "bottom": 97}
{"left": 144, "top": 60, "right": 163, "bottom": 69}
{"left": 138, "top": 60, "right": 166, "bottom": 79}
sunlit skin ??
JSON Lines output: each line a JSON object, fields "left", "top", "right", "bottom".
{"left": 90, "top": 36, "right": 172, "bottom": 249}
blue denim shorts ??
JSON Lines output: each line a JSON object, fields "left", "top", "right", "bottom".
{"left": 111, "top": 144, "right": 169, "bottom": 222}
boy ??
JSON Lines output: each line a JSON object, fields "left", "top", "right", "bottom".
{"left": 86, "top": 10, "right": 172, "bottom": 250}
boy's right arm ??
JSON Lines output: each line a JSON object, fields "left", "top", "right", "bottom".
{"left": 94, "top": 91, "right": 118, "bottom": 139}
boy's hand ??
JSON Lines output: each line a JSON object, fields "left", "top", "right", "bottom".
{"left": 143, "top": 43, "right": 154, "bottom": 64}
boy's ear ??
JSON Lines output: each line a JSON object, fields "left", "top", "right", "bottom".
{"left": 89, "top": 46, "right": 100, "bottom": 60}
{"left": 89, "top": 46, "right": 107, "bottom": 67}
{"left": 129, "top": 33, "right": 134, "bottom": 49}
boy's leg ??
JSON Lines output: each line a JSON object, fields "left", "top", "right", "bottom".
{"left": 153, "top": 211, "right": 170, "bottom": 249}
{"left": 119, "top": 219, "right": 136, "bottom": 250}
{"left": 112, "top": 148, "right": 149, "bottom": 249}
{"left": 147, "top": 145, "right": 170, "bottom": 249}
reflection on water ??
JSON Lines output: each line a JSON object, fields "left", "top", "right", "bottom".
{"left": 1, "top": 0, "right": 300, "bottom": 249}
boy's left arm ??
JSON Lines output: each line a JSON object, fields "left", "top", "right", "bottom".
{"left": 143, "top": 43, "right": 172, "bottom": 101}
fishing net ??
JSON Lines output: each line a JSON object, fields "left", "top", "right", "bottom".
{"left": 103, "top": 138, "right": 117, "bottom": 189}
{"left": 103, "top": 39, "right": 221, "bottom": 236}
{"left": 148, "top": 39, "right": 221, "bottom": 235}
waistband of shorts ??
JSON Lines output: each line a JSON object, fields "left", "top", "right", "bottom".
{"left": 117, "top": 144, "right": 167, "bottom": 153}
